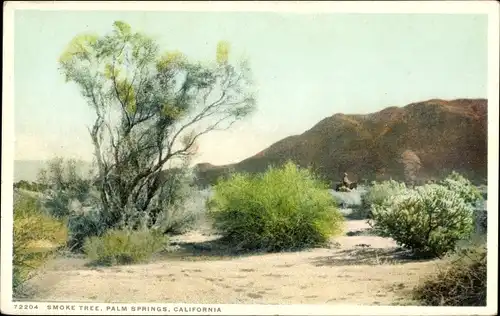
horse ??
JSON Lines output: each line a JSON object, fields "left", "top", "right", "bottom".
{"left": 335, "top": 181, "right": 358, "bottom": 192}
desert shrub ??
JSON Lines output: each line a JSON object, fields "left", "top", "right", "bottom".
{"left": 149, "top": 167, "right": 209, "bottom": 235}
{"left": 13, "top": 194, "right": 68, "bottom": 293}
{"left": 360, "top": 180, "right": 408, "bottom": 218}
{"left": 369, "top": 184, "right": 475, "bottom": 258}
{"left": 439, "top": 171, "right": 486, "bottom": 235}
{"left": 347, "top": 204, "right": 372, "bottom": 220}
{"left": 207, "top": 161, "right": 344, "bottom": 252}
{"left": 473, "top": 200, "right": 487, "bottom": 234}
{"left": 439, "top": 171, "right": 483, "bottom": 206}
{"left": 37, "top": 158, "right": 95, "bottom": 219}
{"left": 67, "top": 207, "right": 107, "bottom": 252}
{"left": 364, "top": 180, "right": 408, "bottom": 208}
{"left": 413, "top": 244, "right": 487, "bottom": 306}
{"left": 83, "top": 229, "right": 168, "bottom": 266}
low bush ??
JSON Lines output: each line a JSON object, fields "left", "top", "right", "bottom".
{"left": 83, "top": 229, "right": 168, "bottom": 266}
{"left": 369, "top": 183, "right": 475, "bottom": 258}
{"left": 207, "top": 161, "right": 344, "bottom": 252}
{"left": 67, "top": 207, "right": 107, "bottom": 252}
{"left": 13, "top": 194, "right": 68, "bottom": 293}
{"left": 413, "top": 244, "right": 487, "bottom": 306}
{"left": 347, "top": 204, "right": 372, "bottom": 220}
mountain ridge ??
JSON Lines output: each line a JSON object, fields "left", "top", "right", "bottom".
{"left": 13, "top": 98, "right": 488, "bottom": 187}
{"left": 194, "top": 98, "right": 488, "bottom": 186}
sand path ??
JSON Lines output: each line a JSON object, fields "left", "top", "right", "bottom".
{"left": 24, "top": 220, "right": 441, "bottom": 305}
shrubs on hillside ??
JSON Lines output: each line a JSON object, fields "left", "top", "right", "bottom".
{"left": 207, "top": 161, "right": 344, "bottom": 252}
{"left": 13, "top": 194, "right": 68, "bottom": 294}
{"left": 83, "top": 229, "right": 167, "bottom": 266}
{"left": 413, "top": 244, "right": 487, "bottom": 306}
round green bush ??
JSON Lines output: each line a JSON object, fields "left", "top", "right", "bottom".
{"left": 207, "top": 161, "right": 344, "bottom": 252}
{"left": 369, "top": 183, "right": 475, "bottom": 258}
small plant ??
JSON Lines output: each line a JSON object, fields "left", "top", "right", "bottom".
{"left": 208, "top": 161, "right": 344, "bottom": 252}
{"left": 413, "top": 244, "right": 487, "bottom": 306}
{"left": 369, "top": 183, "right": 474, "bottom": 258}
{"left": 83, "top": 229, "right": 168, "bottom": 266}
{"left": 13, "top": 193, "right": 68, "bottom": 294}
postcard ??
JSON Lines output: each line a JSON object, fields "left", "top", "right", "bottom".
{"left": 2, "top": 1, "right": 498, "bottom": 315}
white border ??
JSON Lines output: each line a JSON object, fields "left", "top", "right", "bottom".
{"left": 2, "top": 1, "right": 499, "bottom": 315}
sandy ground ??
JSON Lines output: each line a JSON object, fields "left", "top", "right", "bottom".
{"left": 22, "top": 219, "right": 442, "bottom": 305}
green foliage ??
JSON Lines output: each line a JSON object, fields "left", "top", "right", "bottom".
{"left": 37, "top": 157, "right": 94, "bottom": 219}
{"left": 13, "top": 180, "right": 47, "bottom": 192}
{"left": 216, "top": 40, "right": 230, "bottom": 65}
{"left": 439, "top": 171, "right": 483, "bottom": 206}
{"left": 58, "top": 21, "right": 256, "bottom": 230}
{"left": 67, "top": 208, "right": 107, "bottom": 252}
{"left": 151, "top": 167, "right": 208, "bottom": 235}
{"left": 83, "top": 229, "right": 167, "bottom": 266}
{"left": 439, "top": 171, "right": 486, "bottom": 235}
{"left": 347, "top": 205, "right": 372, "bottom": 220}
{"left": 369, "top": 183, "right": 475, "bottom": 258}
{"left": 208, "top": 161, "right": 344, "bottom": 252}
{"left": 413, "top": 244, "right": 487, "bottom": 306}
{"left": 13, "top": 194, "right": 68, "bottom": 293}
{"left": 363, "top": 180, "right": 408, "bottom": 211}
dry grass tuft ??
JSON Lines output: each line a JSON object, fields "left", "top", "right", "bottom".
{"left": 412, "top": 244, "right": 486, "bottom": 306}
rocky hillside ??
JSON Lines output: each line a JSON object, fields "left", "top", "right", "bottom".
{"left": 195, "top": 98, "right": 488, "bottom": 187}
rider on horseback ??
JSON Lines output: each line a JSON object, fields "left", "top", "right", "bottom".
{"left": 342, "top": 172, "right": 351, "bottom": 188}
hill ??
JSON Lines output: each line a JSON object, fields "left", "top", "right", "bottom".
{"left": 194, "top": 98, "right": 488, "bottom": 187}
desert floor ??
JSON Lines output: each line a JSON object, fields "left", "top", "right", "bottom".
{"left": 23, "top": 218, "right": 442, "bottom": 305}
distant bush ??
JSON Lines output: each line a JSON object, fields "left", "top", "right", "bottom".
{"left": 67, "top": 207, "right": 107, "bottom": 252}
{"left": 362, "top": 180, "right": 407, "bottom": 214}
{"left": 208, "top": 161, "right": 344, "bottom": 252}
{"left": 347, "top": 204, "right": 372, "bottom": 220}
{"left": 37, "top": 157, "right": 94, "bottom": 219}
{"left": 83, "top": 229, "right": 167, "bottom": 266}
{"left": 150, "top": 168, "right": 209, "bottom": 235}
{"left": 13, "top": 180, "right": 47, "bottom": 192}
{"left": 369, "top": 183, "right": 474, "bottom": 258}
{"left": 13, "top": 194, "right": 68, "bottom": 293}
{"left": 413, "top": 244, "right": 487, "bottom": 306}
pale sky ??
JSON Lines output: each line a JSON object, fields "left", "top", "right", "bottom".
{"left": 14, "top": 11, "right": 487, "bottom": 166}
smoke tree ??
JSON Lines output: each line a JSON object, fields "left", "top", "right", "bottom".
{"left": 58, "top": 21, "right": 256, "bottom": 229}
